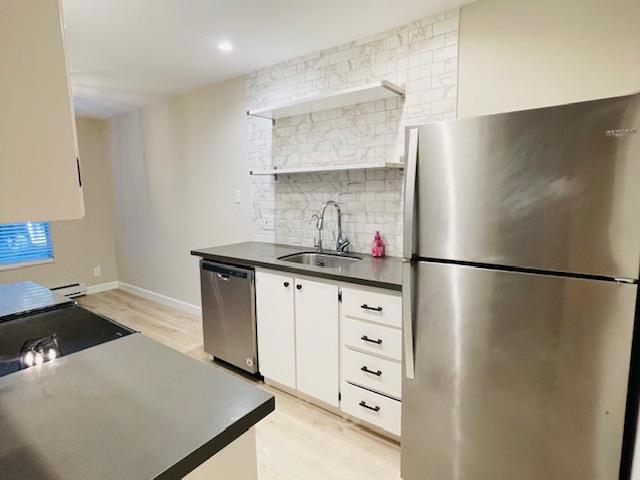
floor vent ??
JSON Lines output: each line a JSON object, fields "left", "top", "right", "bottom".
{"left": 51, "top": 282, "right": 87, "bottom": 298}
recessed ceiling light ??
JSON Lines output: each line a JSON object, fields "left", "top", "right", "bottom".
{"left": 217, "top": 41, "right": 233, "bottom": 52}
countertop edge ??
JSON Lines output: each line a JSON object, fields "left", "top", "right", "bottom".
{"left": 156, "top": 395, "right": 276, "bottom": 480}
{"left": 190, "top": 249, "right": 402, "bottom": 292}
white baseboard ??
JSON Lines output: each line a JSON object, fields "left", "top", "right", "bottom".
{"left": 117, "top": 281, "right": 202, "bottom": 316}
{"left": 86, "top": 281, "right": 119, "bottom": 295}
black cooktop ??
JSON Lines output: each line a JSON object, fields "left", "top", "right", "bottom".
{"left": 0, "top": 304, "right": 134, "bottom": 378}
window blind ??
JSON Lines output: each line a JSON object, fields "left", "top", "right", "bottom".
{"left": 0, "top": 222, "right": 54, "bottom": 266}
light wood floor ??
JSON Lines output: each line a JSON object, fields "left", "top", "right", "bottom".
{"left": 78, "top": 289, "right": 401, "bottom": 480}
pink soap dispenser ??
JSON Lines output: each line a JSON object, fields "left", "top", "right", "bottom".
{"left": 371, "top": 231, "right": 385, "bottom": 257}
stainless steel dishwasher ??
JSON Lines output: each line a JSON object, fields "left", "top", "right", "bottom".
{"left": 199, "top": 260, "right": 258, "bottom": 374}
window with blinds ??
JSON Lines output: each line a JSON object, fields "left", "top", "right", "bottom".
{"left": 0, "top": 222, "right": 54, "bottom": 268}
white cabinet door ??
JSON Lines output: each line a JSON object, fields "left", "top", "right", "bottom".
{"left": 255, "top": 270, "right": 296, "bottom": 388}
{"left": 294, "top": 277, "right": 339, "bottom": 407}
{"left": 0, "top": 0, "right": 84, "bottom": 223}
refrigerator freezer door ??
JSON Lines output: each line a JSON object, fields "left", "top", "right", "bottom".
{"left": 401, "top": 261, "right": 637, "bottom": 480}
{"left": 412, "top": 93, "right": 640, "bottom": 279}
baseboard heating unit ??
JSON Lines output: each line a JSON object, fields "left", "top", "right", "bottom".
{"left": 51, "top": 282, "right": 87, "bottom": 298}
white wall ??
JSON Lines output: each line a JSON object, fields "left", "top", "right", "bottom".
{"left": 458, "top": 0, "right": 640, "bottom": 117}
{"left": 106, "top": 77, "right": 251, "bottom": 306}
{"left": 246, "top": 9, "right": 460, "bottom": 256}
{"left": 0, "top": 118, "right": 118, "bottom": 288}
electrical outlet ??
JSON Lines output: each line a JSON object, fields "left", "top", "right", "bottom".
{"left": 234, "top": 190, "right": 242, "bottom": 204}
{"left": 263, "top": 216, "right": 274, "bottom": 230}
{"left": 93, "top": 265, "right": 102, "bottom": 277}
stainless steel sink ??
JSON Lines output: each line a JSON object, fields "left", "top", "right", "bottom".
{"left": 278, "top": 252, "right": 362, "bottom": 268}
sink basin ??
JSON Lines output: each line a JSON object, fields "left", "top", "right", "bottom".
{"left": 278, "top": 252, "right": 362, "bottom": 268}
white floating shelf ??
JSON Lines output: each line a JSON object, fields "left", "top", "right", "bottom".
{"left": 247, "top": 81, "right": 405, "bottom": 121}
{"left": 249, "top": 161, "right": 404, "bottom": 176}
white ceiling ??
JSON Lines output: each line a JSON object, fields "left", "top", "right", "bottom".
{"left": 62, "top": 0, "right": 471, "bottom": 119}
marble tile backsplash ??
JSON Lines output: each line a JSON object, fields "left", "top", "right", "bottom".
{"left": 246, "top": 9, "right": 459, "bottom": 256}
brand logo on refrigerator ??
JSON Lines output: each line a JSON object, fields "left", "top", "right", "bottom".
{"left": 605, "top": 128, "right": 637, "bottom": 137}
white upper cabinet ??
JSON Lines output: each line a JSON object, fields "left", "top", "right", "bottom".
{"left": 0, "top": 0, "right": 84, "bottom": 223}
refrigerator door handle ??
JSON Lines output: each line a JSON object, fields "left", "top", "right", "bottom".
{"left": 402, "top": 127, "right": 418, "bottom": 380}
{"left": 402, "top": 128, "right": 418, "bottom": 258}
{"left": 403, "top": 127, "right": 419, "bottom": 259}
{"left": 403, "top": 260, "right": 416, "bottom": 379}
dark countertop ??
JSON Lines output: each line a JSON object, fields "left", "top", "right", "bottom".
{"left": 0, "top": 333, "right": 274, "bottom": 480}
{"left": 191, "top": 241, "right": 402, "bottom": 291}
{"left": 0, "top": 281, "right": 72, "bottom": 322}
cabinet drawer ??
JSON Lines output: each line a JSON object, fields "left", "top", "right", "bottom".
{"left": 341, "top": 382, "right": 401, "bottom": 436}
{"left": 341, "top": 287, "right": 401, "bottom": 328}
{"left": 342, "top": 348, "right": 401, "bottom": 399}
{"left": 342, "top": 317, "right": 402, "bottom": 361}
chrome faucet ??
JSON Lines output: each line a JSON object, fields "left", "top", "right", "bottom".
{"left": 311, "top": 200, "right": 350, "bottom": 252}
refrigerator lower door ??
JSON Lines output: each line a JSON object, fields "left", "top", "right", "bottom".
{"left": 401, "top": 261, "right": 637, "bottom": 480}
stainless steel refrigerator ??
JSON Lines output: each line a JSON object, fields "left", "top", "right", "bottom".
{"left": 401, "top": 92, "right": 640, "bottom": 480}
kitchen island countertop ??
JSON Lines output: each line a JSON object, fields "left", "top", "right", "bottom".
{"left": 0, "top": 333, "right": 274, "bottom": 479}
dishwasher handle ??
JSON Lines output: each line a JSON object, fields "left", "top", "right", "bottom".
{"left": 201, "top": 260, "right": 252, "bottom": 279}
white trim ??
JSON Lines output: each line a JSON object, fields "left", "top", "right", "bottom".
{"left": 86, "top": 281, "right": 119, "bottom": 295}
{"left": 118, "top": 282, "right": 202, "bottom": 316}
{"left": 0, "top": 258, "right": 56, "bottom": 271}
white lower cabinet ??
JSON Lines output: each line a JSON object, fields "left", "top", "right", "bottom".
{"left": 255, "top": 270, "right": 340, "bottom": 406}
{"left": 341, "top": 286, "right": 402, "bottom": 328}
{"left": 295, "top": 278, "right": 339, "bottom": 407}
{"left": 340, "top": 285, "right": 403, "bottom": 436}
{"left": 255, "top": 270, "right": 296, "bottom": 389}
{"left": 342, "top": 348, "right": 402, "bottom": 400}
{"left": 342, "top": 317, "right": 402, "bottom": 361}
{"left": 255, "top": 269, "right": 402, "bottom": 437}
{"left": 341, "top": 382, "right": 401, "bottom": 436}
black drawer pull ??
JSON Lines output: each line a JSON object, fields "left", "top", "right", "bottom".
{"left": 283, "top": 281, "right": 290, "bottom": 287}
{"left": 361, "top": 366, "right": 382, "bottom": 376}
{"left": 361, "top": 304, "right": 382, "bottom": 312}
{"left": 361, "top": 335, "right": 382, "bottom": 345}
{"left": 296, "top": 284, "right": 302, "bottom": 290}
{"left": 359, "top": 401, "right": 380, "bottom": 412}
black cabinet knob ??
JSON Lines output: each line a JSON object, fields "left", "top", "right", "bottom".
{"left": 283, "top": 282, "right": 290, "bottom": 287}
{"left": 296, "top": 284, "right": 302, "bottom": 290}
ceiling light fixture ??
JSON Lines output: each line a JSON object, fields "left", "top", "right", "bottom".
{"left": 217, "top": 41, "right": 233, "bottom": 53}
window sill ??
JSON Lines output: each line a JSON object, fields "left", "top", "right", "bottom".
{"left": 0, "top": 258, "right": 56, "bottom": 272}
